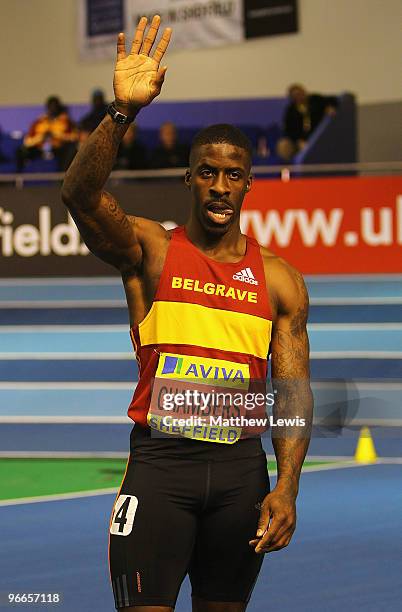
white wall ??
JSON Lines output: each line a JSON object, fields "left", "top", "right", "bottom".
{"left": 0, "top": 0, "right": 401, "bottom": 106}
{"left": 359, "top": 102, "right": 402, "bottom": 162}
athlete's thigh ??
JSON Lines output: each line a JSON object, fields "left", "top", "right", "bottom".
{"left": 109, "top": 456, "right": 199, "bottom": 609}
{"left": 189, "top": 453, "right": 269, "bottom": 604}
{"left": 192, "top": 596, "right": 246, "bottom": 611}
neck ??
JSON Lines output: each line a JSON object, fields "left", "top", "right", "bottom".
{"left": 185, "top": 217, "right": 246, "bottom": 262}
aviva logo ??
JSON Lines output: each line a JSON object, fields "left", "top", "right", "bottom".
{"left": 156, "top": 353, "right": 250, "bottom": 389}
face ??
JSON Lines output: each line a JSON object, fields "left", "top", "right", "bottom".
{"left": 47, "top": 99, "right": 60, "bottom": 117}
{"left": 185, "top": 143, "right": 252, "bottom": 234}
{"left": 289, "top": 86, "right": 307, "bottom": 105}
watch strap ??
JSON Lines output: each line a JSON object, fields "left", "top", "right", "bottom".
{"left": 107, "top": 103, "right": 136, "bottom": 125}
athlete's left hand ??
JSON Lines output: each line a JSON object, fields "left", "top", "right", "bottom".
{"left": 249, "top": 487, "right": 297, "bottom": 554}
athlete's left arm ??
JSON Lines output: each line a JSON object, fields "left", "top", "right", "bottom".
{"left": 250, "top": 261, "right": 313, "bottom": 554}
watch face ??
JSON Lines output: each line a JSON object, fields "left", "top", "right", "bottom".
{"left": 108, "top": 104, "right": 133, "bottom": 124}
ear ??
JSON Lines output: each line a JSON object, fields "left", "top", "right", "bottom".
{"left": 184, "top": 169, "right": 191, "bottom": 189}
{"left": 245, "top": 173, "right": 253, "bottom": 192}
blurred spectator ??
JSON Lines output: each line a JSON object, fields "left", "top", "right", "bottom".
{"left": 79, "top": 89, "right": 108, "bottom": 143}
{"left": 0, "top": 126, "right": 8, "bottom": 163}
{"left": 252, "top": 133, "right": 271, "bottom": 166}
{"left": 115, "top": 124, "right": 149, "bottom": 170}
{"left": 150, "top": 122, "right": 189, "bottom": 168}
{"left": 16, "top": 96, "right": 78, "bottom": 172}
{"left": 276, "top": 84, "right": 338, "bottom": 161}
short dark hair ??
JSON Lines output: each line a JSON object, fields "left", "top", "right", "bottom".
{"left": 190, "top": 124, "right": 252, "bottom": 168}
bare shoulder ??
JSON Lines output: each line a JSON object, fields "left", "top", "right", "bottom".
{"left": 125, "top": 215, "right": 175, "bottom": 282}
{"left": 260, "top": 245, "right": 309, "bottom": 317}
{"left": 127, "top": 215, "right": 172, "bottom": 249}
{"left": 128, "top": 215, "right": 169, "bottom": 239}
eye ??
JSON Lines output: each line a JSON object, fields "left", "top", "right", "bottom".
{"left": 229, "top": 171, "right": 241, "bottom": 180}
{"left": 200, "top": 169, "right": 212, "bottom": 178}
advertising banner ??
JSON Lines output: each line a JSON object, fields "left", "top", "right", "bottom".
{"left": 241, "top": 176, "right": 402, "bottom": 274}
{"left": 0, "top": 181, "right": 188, "bottom": 277}
{"left": 0, "top": 176, "right": 401, "bottom": 276}
{"left": 79, "top": 0, "right": 298, "bottom": 59}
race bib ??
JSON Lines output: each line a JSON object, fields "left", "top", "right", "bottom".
{"left": 148, "top": 353, "right": 268, "bottom": 444}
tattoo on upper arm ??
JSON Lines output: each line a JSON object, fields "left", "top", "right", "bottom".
{"left": 271, "top": 269, "right": 309, "bottom": 374}
{"left": 107, "top": 197, "right": 131, "bottom": 233}
{"left": 62, "top": 118, "right": 140, "bottom": 271}
{"left": 270, "top": 269, "right": 313, "bottom": 467}
{"left": 271, "top": 328, "right": 308, "bottom": 380}
{"left": 270, "top": 270, "right": 312, "bottom": 433}
{"left": 272, "top": 302, "right": 309, "bottom": 379}
{"left": 290, "top": 306, "right": 307, "bottom": 337}
{"left": 64, "top": 121, "right": 125, "bottom": 205}
{"left": 70, "top": 193, "right": 140, "bottom": 270}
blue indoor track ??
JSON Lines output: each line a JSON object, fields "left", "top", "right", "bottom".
{"left": 0, "top": 275, "right": 401, "bottom": 611}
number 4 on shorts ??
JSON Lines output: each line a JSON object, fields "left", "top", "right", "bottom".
{"left": 110, "top": 495, "right": 138, "bottom": 536}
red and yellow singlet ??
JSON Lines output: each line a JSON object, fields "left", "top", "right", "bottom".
{"left": 128, "top": 226, "right": 273, "bottom": 443}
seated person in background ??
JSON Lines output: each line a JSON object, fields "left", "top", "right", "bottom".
{"left": 78, "top": 89, "right": 108, "bottom": 143}
{"left": 276, "top": 84, "right": 338, "bottom": 161}
{"left": 252, "top": 132, "right": 271, "bottom": 166}
{"left": 115, "top": 123, "right": 149, "bottom": 170}
{"left": 16, "top": 96, "right": 78, "bottom": 171}
{"left": 0, "top": 126, "right": 8, "bottom": 163}
{"left": 149, "top": 121, "right": 189, "bottom": 168}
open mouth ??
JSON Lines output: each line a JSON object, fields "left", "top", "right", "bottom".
{"left": 205, "top": 202, "right": 234, "bottom": 224}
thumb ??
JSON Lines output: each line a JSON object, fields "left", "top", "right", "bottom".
{"left": 256, "top": 505, "right": 271, "bottom": 537}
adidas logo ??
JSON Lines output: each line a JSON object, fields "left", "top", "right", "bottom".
{"left": 232, "top": 267, "right": 258, "bottom": 285}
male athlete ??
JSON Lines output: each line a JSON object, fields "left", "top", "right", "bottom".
{"left": 62, "top": 15, "right": 313, "bottom": 612}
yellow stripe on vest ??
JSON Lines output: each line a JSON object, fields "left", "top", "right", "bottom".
{"left": 139, "top": 301, "right": 271, "bottom": 359}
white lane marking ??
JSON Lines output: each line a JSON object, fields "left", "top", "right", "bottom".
{"left": 1, "top": 274, "right": 401, "bottom": 286}
{"left": 0, "top": 297, "right": 400, "bottom": 307}
{"left": 308, "top": 323, "right": 402, "bottom": 330}
{"left": 310, "top": 351, "right": 402, "bottom": 358}
{"left": 305, "top": 274, "right": 402, "bottom": 282}
{"left": 0, "top": 352, "right": 133, "bottom": 359}
{"left": 0, "top": 381, "right": 400, "bottom": 391}
{"left": 0, "top": 382, "right": 135, "bottom": 389}
{"left": 0, "top": 488, "right": 119, "bottom": 507}
{"left": 0, "top": 451, "right": 129, "bottom": 458}
{"left": 1, "top": 323, "right": 402, "bottom": 332}
{"left": 0, "top": 416, "right": 131, "bottom": 423}
{"left": 0, "top": 351, "right": 401, "bottom": 360}
{"left": 0, "top": 300, "right": 126, "bottom": 308}
{"left": 0, "top": 298, "right": 400, "bottom": 307}
{"left": 0, "top": 325, "right": 129, "bottom": 332}
{"left": 310, "top": 382, "right": 402, "bottom": 390}
{"left": 0, "top": 277, "right": 121, "bottom": 286}
{"left": 310, "top": 297, "right": 402, "bottom": 305}
{"left": 3, "top": 459, "right": 401, "bottom": 507}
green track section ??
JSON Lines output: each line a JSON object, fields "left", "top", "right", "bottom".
{"left": 0, "top": 458, "right": 331, "bottom": 501}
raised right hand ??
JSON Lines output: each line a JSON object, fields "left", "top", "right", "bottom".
{"left": 113, "top": 15, "right": 172, "bottom": 114}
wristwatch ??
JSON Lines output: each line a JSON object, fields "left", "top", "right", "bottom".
{"left": 107, "top": 103, "right": 136, "bottom": 124}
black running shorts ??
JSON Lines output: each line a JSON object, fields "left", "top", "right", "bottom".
{"left": 109, "top": 426, "right": 270, "bottom": 609}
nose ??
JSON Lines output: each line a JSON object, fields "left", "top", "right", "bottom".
{"left": 210, "top": 172, "right": 230, "bottom": 198}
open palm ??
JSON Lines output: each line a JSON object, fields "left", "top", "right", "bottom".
{"left": 113, "top": 15, "right": 171, "bottom": 111}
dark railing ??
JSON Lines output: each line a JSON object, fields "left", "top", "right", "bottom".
{"left": 0, "top": 161, "right": 401, "bottom": 188}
